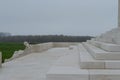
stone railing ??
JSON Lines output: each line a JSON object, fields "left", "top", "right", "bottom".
{"left": 23, "top": 42, "right": 78, "bottom": 54}
{"left": 5, "top": 42, "right": 53, "bottom": 62}
{"left": 22, "top": 42, "right": 79, "bottom": 54}
{"left": 23, "top": 42, "right": 53, "bottom": 54}
{"left": 5, "top": 42, "right": 79, "bottom": 62}
{"left": 30, "top": 42, "right": 53, "bottom": 53}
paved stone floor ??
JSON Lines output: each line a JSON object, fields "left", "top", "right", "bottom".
{"left": 0, "top": 47, "right": 79, "bottom": 80}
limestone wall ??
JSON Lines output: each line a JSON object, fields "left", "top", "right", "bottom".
{"left": 23, "top": 42, "right": 53, "bottom": 53}
{"left": 7, "top": 42, "right": 79, "bottom": 62}
{"left": 53, "top": 42, "right": 79, "bottom": 47}
{"left": 31, "top": 42, "right": 53, "bottom": 53}
{"left": 23, "top": 42, "right": 79, "bottom": 54}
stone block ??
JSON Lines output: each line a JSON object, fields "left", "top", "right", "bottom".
{"left": 89, "top": 40, "right": 101, "bottom": 48}
{"left": 78, "top": 44, "right": 120, "bottom": 69}
{"left": 90, "top": 40, "right": 120, "bottom": 52}
{"left": 105, "top": 61, "right": 120, "bottom": 69}
{"left": 24, "top": 42, "right": 53, "bottom": 53}
{"left": 46, "top": 67, "right": 89, "bottom": 80}
{"left": 78, "top": 44, "right": 105, "bottom": 69}
{"left": 83, "top": 43, "right": 120, "bottom": 60}
{"left": 89, "top": 70, "right": 120, "bottom": 80}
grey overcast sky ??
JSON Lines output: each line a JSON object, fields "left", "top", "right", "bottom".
{"left": 0, "top": 0, "right": 118, "bottom": 36}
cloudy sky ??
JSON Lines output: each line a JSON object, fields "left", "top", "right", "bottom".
{"left": 0, "top": 0, "right": 118, "bottom": 36}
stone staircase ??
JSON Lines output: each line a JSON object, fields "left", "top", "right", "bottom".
{"left": 46, "top": 28, "right": 120, "bottom": 80}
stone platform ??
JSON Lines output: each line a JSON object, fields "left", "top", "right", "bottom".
{"left": 46, "top": 28, "right": 120, "bottom": 80}
{"left": 1, "top": 0, "right": 120, "bottom": 79}
{"left": 0, "top": 47, "right": 75, "bottom": 80}
{"left": 47, "top": 43, "right": 120, "bottom": 80}
{"left": 1, "top": 27, "right": 120, "bottom": 80}
{"left": 0, "top": 40, "right": 120, "bottom": 80}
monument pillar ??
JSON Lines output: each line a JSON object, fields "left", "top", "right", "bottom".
{"left": 118, "top": 0, "right": 120, "bottom": 27}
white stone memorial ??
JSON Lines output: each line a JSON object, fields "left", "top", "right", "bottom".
{"left": 46, "top": 0, "right": 120, "bottom": 80}
{"left": 1, "top": 1, "right": 120, "bottom": 80}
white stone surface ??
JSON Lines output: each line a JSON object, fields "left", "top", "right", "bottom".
{"left": 95, "top": 27, "right": 120, "bottom": 44}
{"left": 105, "top": 61, "right": 120, "bottom": 69}
{"left": 53, "top": 46, "right": 79, "bottom": 67}
{"left": 89, "top": 70, "right": 120, "bottom": 80}
{"left": 89, "top": 40, "right": 101, "bottom": 47}
{"left": 30, "top": 42, "right": 53, "bottom": 53}
{"left": 53, "top": 42, "right": 78, "bottom": 47}
{"left": 113, "top": 32, "right": 120, "bottom": 45}
{"left": 23, "top": 42, "right": 78, "bottom": 54}
{"left": 2, "top": 42, "right": 120, "bottom": 80}
{"left": 46, "top": 45, "right": 89, "bottom": 80}
{"left": 78, "top": 44, "right": 105, "bottom": 69}
{"left": 78, "top": 44, "right": 120, "bottom": 69}
{"left": 0, "top": 48, "right": 71, "bottom": 80}
{"left": 83, "top": 43, "right": 120, "bottom": 60}
{"left": 4, "top": 42, "right": 79, "bottom": 63}
{"left": 12, "top": 50, "right": 24, "bottom": 58}
{"left": 90, "top": 40, "right": 120, "bottom": 52}
{"left": 46, "top": 67, "right": 89, "bottom": 80}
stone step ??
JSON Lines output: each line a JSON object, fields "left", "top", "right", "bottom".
{"left": 46, "top": 66, "right": 120, "bottom": 80}
{"left": 89, "top": 40, "right": 120, "bottom": 52}
{"left": 78, "top": 44, "right": 120, "bottom": 69}
{"left": 46, "top": 66, "right": 89, "bottom": 80}
{"left": 82, "top": 43, "right": 120, "bottom": 60}
{"left": 89, "top": 70, "right": 120, "bottom": 80}
{"left": 78, "top": 44, "right": 105, "bottom": 69}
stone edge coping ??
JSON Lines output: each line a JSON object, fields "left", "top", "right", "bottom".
{"left": 89, "top": 40, "right": 120, "bottom": 52}
{"left": 46, "top": 66, "right": 120, "bottom": 80}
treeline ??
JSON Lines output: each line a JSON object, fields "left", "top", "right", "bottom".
{"left": 0, "top": 32, "right": 11, "bottom": 37}
{"left": 0, "top": 35, "right": 93, "bottom": 43}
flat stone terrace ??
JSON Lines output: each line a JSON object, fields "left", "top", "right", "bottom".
{"left": 0, "top": 46, "right": 79, "bottom": 80}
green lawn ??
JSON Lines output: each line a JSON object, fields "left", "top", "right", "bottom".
{"left": 0, "top": 43, "right": 25, "bottom": 63}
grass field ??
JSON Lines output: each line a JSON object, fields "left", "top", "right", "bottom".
{"left": 0, "top": 43, "right": 25, "bottom": 63}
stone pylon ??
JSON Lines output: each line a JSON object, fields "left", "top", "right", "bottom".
{"left": 118, "top": 0, "right": 120, "bottom": 27}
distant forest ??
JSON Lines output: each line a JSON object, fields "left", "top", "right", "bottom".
{"left": 0, "top": 35, "right": 94, "bottom": 43}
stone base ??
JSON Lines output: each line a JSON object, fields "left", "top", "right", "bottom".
{"left": 46, "top": 67, "right": 89, "bottom": 80}
{"left": 83, "top": 43, "right": 120, "bottom": 60}
{"left": 78, "top": 44, "right": 120, "bottom": 69}
{"left": 46, "top": 66, "right": 120, "bottom": 80}
{"left": 46, "top": 41, "right": 120, "bottom": 80}
{"left": 89, "top": 40, "right": 120, "bottom": 52}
